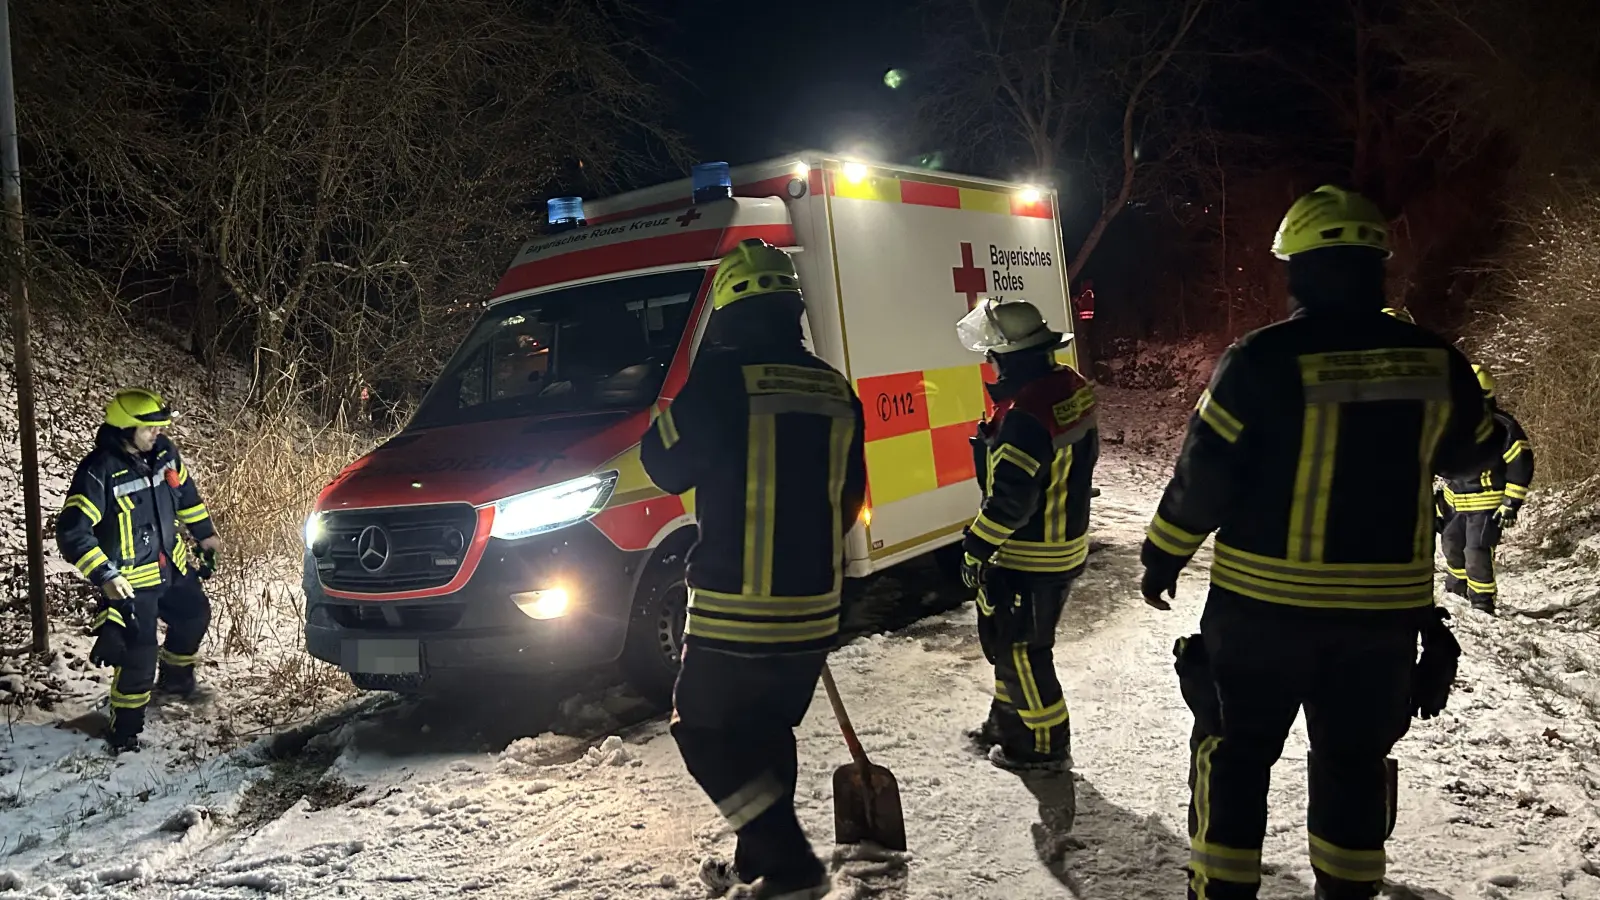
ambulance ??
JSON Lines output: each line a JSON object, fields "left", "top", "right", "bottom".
{"left": 301, "top": 153, "right": 1080, "bottom": 701}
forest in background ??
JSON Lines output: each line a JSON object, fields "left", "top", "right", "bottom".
{"left": 10, "top": 0, "right": 1600, "bottom": 478}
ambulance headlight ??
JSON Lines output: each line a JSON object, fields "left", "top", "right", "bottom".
{"left": 304, "top": 513, "right": 328, "bottom": 555}
{"left": 488, "top": 473, "right": 618, "bottom": 541}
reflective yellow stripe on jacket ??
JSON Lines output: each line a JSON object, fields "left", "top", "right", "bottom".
{"left": 1443, "top": 488, "right": 1503, "bottom": 512}
{"left": 1210, "top": 541, "right": 1433, "bottom": 610}
{"left": 994, "top": 535, "right": 1089, "bottom": 573}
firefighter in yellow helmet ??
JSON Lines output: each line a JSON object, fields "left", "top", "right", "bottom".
{"left": 955, "top": 298, "right": 1098, "bottom": 772}
{"left": 1380, "top": 307, "right": 1414, "bottom": 324}
{"left": 1435, "top": 363, "right": 1534, "bottom": 615}
{"left": 641, "top": 238, "right": 867, "bottom": 900}
{"left": 56, "top": 389, "right": 222, "bottom": 753}
{"left": 1139, "top": 186, "right": 1505, "bottom": 899}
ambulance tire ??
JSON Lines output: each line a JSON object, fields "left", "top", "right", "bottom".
{"left": 621, "top": 562, "right": 689, "bottom": 708}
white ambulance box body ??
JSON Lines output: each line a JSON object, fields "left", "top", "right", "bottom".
{"left": 583, "top": 154, "right": 1077, "bottom": 576}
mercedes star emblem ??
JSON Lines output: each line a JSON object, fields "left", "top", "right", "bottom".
{"left": 356, "top": 525, "right": 391, "bottom": 573}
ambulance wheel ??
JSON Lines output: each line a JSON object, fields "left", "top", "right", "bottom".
{"left": 621, "top": 564, "right": 688, "bottom": 707}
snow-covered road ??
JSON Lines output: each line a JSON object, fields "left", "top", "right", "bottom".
{"left": 5, "top": 401, "right": 1600, "bottom": 899}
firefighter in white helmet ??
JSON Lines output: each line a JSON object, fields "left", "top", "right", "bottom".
{"left": 955, "top": 298, "right": 1099, "bottom": 772}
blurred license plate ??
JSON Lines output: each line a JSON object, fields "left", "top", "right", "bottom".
{"left": 345, "top": 639, "right": 420, "bottom": 675}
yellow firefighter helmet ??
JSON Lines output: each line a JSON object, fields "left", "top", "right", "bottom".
{"left": 1272, "top": 185, "right": 1391, "bottom": 260}
{"left": 711, "top": 238, "right": 801, "bottom": 310}
{"left": 105, "top": 388, "right": 172, "bottom": 429}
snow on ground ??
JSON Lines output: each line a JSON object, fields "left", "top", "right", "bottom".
{"left": 3, "top": 399, "right": 1600, "bottom": 898}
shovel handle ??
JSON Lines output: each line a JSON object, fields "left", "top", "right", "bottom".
{"left": 820, "top": 662, "right": 871, "bottom": 768}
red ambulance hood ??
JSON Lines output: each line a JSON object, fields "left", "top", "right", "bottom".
{"left": 317, "top": 410, "right": 642, "bottom": 511}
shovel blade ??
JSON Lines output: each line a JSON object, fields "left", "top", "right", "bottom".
{"left": 832, "top": 760, "right": 907, "bottom": 852}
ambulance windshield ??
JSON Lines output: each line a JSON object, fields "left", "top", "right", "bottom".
{"left": 413, "top": 268, "right": 704, "bottom": 428}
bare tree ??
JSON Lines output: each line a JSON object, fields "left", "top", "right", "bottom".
{"left": 913, "top": 0, "right": 1209, "bottom": 280}
{"left": 17, "top": 0, "right": 682, "bottom": 416}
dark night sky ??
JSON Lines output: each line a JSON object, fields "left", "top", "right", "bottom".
{"left": 643, "top": 0, "right": 914, "bottom": 166}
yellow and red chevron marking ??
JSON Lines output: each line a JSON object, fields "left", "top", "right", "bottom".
{"left": 856, "top": 363, "right": 998, "bottom": 508}
{"left": 827, "top": 167, "right": 1054, "bottom": 219}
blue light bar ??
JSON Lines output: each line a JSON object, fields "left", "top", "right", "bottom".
{"left": 547, "top": 196, "right": 586, "bottom": 231}
{"left": 692, "top": 162, "right": 733, "bottom": 204}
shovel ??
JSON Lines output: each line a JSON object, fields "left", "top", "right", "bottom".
{"left": 819, "top": 662, "right": 907, "bottom": 851}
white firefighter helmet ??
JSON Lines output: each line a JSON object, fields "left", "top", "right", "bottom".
{"left": 956, "top": 298, "right": 1068, "bottom": 354}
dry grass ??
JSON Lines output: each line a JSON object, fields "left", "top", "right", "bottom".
{"left": 194, "top": 412, "right": 377, "bottom": 565}
{"left": 1481, "top": 181, "right": 1600, "bottom": 484}
{"left": 177, "top": 410, "right": 386, "bottom": 731}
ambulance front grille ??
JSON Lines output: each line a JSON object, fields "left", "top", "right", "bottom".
{"left": 316, "top": 503, "right": 478, "bottom": 593}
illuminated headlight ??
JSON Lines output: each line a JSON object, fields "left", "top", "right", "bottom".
{"left": 488, "top": 473, "right": 617, "bottom": 541}
{"left": 304, "top": 513, "right": 325, "bottom": 547}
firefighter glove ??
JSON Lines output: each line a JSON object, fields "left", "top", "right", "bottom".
{"left": 1433, "top": 488, "right": 1449, "bottom": 534}
{"left": 89, "top": 604, "right": 136, "bottom": 668}
{"left": 198, "top": 548, "right": 219, "bottom": 580}
{"left": 1140, "top": 562, "right": 1178, "bottom": 611}
{"left": 960, "top": 551, "right": 987, "bottom": 589}
{"left": 90, "top": 627, "right": 128, "bottom": 668}
{"left": 1413, "top": 606, "right": 1461, "bottom": 720}
{"left": 1493, "top": 504, "right": 1519, "bottom": 531}
{"left": 101, "top": 575, "right": 135, "bottom": 602}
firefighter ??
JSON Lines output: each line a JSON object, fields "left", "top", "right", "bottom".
{"left": 1139, "top": 186, "right": 1505, "bottom": 900}
{"left": 57, "top": 388, "right": 221, "bottom": 753}
{"left": 1436, "top": 363, "right": 1534, "bottom": 615}
{"left": 640, "top": 238, "right": 867, "bottom": 900}
{"left": 954, "top": 298, "right": 1098, "bottom": 773}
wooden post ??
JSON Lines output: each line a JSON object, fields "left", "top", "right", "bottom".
{"left": 0, "top": 0, "right": 49, "bottom": 655}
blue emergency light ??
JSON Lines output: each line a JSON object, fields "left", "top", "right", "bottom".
{"left": 547, "top": 196, "right": 586, "bottom": 232}
{"left": 692, "top": 162, "right": 733, "bottom": 204}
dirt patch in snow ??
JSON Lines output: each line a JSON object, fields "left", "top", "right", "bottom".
{"left": 236, "top": 745, "right": 365, "bottom": 831}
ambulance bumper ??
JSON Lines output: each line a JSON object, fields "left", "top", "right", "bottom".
{"left": 303, "top": 520, "right": 647, "bottom": 675}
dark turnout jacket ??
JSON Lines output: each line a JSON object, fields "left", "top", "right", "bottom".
{"left": 641, "top": 344, "right": 867, "bottom": 654}
{"left": 58, "top": 426, "right": 214, "bottom": 593}
{"left": 1443, "top": 407, "right": 1533, "bottom": 513}
{"left": 1142, "top": 309, "right": 1505, "bottom": 615}
{"left": 963, "top": 366, "right": 1099, "bottom": 578}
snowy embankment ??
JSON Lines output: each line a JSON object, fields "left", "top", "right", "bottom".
{"left": 0, "top": 298, "right": 363, "bottom": 754}
{"left": 2, "top": 396, "right": 1599, "bottom": 899}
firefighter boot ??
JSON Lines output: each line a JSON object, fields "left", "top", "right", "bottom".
{"left": 1470, "top": 592, "right": 1497, "bottom": 615}
{"left": 965, "top": 710, "right": 1005, "bottom": 754}
{"left": 155, "top": 659, "right": 198, "bottom": 700}
{"left": 988, "top": 733, "right": 1073, "bottom": 774}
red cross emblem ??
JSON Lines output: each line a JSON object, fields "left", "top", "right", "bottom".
{"left": 951, "top": 242, "right": 987, "bottom": 311}
{"left": 676, "top": 208, "right": 702, "bottom": 227}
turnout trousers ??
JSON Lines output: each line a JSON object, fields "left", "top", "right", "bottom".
{"left": 671, "top": 643, "right": 828, "bottom": 888}
{"left": 109, "top": 572, "right": 212, "bottom": 740}
{"left": 1186, "top": 591, "right": 1416, "bottom": 900}
{"left": 976, "top": 570, "right": 1072, "bottom": 763}
{"left": 1440, "top": 509, "right": 1498, "bottom": 607}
